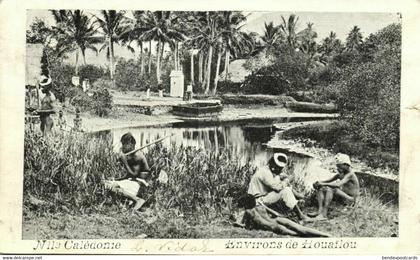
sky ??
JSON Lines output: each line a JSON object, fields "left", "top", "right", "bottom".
{"left": 244, "top": 11, "right": 400, "bottom": 41}
{"left": 26, "top": 10, "right": 400, "bottom": 66}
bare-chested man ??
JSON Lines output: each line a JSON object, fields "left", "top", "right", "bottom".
{"left": 38, "top": 76, "right": 55, "bottom": 135}
{"left": 309, "top": 153, "right": 360, "bottom": 220}
{"left": 105, "top": 132, "right": 150, "bottom": 210}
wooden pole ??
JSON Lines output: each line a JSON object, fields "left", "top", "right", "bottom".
{"left": 123, "top": 134, "right": 174, "bottom": 156}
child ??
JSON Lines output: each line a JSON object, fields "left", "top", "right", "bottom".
{"left": 309, "top": 153, "right": 360, "bottom": 220}
{"left": 105, "top": 132, "right": 151, "bottom": 210}
{"left": 238, "top": 194, "right": 330, "bottom": 237}
{"left": 57, "top": 110, "right": 67, "bottom": 130}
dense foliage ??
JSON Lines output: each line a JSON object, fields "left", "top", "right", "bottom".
{"left": 24, "top": 130, "right": 255, "bottom": 222}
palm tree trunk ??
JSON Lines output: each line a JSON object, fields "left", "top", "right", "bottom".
{"left": 156, "top": 40, "right": 162, "bottom": 84}
{"left": 82, "top": 48, "right": 87, "bottom": 65}
{"left": 176, "top": 42, "right": 181, "bottom": 70}
{"left": 109, "top": 37, "right": 114, "bottom": 80}
{"left": 190, "top": 52, "right": 194, "bottom": 85}
{"left": 148, "top": 41, "right": 152, "bottom": 74}
{"left": 140, "top": 42, "right": 144, "bottom": 75}
{"left": 160, "top": 41, "right": 165, "bottom": 71}
{"left": 173, "top": 43, "right": 177, "bottom": 70}
{"left": 224, "top": 49, "right": 230, "bottom": 80}
{"left": 201, "top": 52, "right": 207, "bottom": 91}
{"left": 75, "top": 50, "right": 79, "bottom": 75}
{"left": 198, "top": 52, "right": 203, "bottom": 84}
{"left": 204, "top": 45, "right": 213, "bottom": 94}
{"left": 213, "top": 49, "right": 222, "bottom": 95}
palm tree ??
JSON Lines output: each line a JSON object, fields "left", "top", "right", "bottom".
{"left": 51, "top": 10, "right": 101, "bottom": 75}
{"left": 261, "top": 21, "right": 281, "bottom": 53}
{"left": 298, "top": 22, "right": 319, "bottom": 68}
{"left": 188, "top": 12, "right": 224, "bottom": 94}
{"left": 319, "top": 31, "right": 343, "bottom": 63}
{"left": 346, "top": 26, "right": 363, "bottom": 51}
{"left": 219, "top": 11, "right": 252, "bottom": 81}
{"left": 279, "top": 14, "right": 300, "bottom": 50}
{"left": 137, "top": 11, "right": 186, "bottom": 86}
{"left": 95, "top": 10, "right": 131, "bottom": 80}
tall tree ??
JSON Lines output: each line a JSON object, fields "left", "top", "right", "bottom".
{"left": 319, "top": 31, "right": 343, "bottom": 63}
{"left": 96, "top": 10, "right": 131, "bottom": 80}
{"left": 346, "top": 26, "right": 363, "bottom": 51}
{"left": 298, "top": 22, "right": 319, "bottom": 68}
{"left": 261, "top": 21, "right": 282, "bottom": 53}
{"left": 279, "top": 14, "right": 300, "bottom": 50}
{"left": 137, "top": 11, "right": 186, "bottom": 85}
{"left": 51, "top": 10, "right": 101, "bottom": 75}
{"left": 219, "top": 11, "right": 252, "bottom": 81}
{"left": 189, "top": 12, "right": 223, "bottom": 94}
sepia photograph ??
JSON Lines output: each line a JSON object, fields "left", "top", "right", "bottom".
{"left": 21, "top": 9, "right": 403, "bottom": 241}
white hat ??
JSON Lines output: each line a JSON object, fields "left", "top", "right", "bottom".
{"left": 273, "top": 153, "right": 288, "bottom": 168}
{"left": 39, "top": 75, "right": 52, "bottom": 86}
{"left": 335, "top": 153, "right": 351, "bottom": 166}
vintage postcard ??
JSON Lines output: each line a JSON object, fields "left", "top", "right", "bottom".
{"left": 0, "top": 0, "right": 419, "bottom": 256}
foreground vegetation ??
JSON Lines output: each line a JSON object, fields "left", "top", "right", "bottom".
{"left": 23, "top": 129, "right": 397, "bottom": 238}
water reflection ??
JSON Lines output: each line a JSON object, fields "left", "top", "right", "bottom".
{"left": 97, "top": 123, "right": 277, "bottom": 167}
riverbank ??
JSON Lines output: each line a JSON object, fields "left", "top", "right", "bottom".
{"left": 56, "top": 105, "right": 337, "bottom": 132}
{"left": 276, "top": 120, "right": 399, "bottom": 173}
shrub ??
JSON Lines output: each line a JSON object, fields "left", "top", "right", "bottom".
{"left": 114, "top": 58, "right": 158, "bottom": 91}
{"left": 23, "top": 131, "right": 255, "bottom": 222}
{"left": 336, "top": 45, "right": 400, "bottom": 150}
{"left": 78, "top": 64, "right": 106, "bottom": 84}
{"left": 114, "top": 58, "right": 141, "bottom": 90}
{"left": 217, "top": 80, "right": 243, "bottom": 94}
{"left": 91, "top": 88, "right": 113, "bottom": 117}
{"left": 92, "top": 78, "right": 114, "bottom": 90}
{"left": 49, "top": 63, "right": 75, "bottom": 102}
{"left": 242, "top": 52, "right": 309, "bottom": 95}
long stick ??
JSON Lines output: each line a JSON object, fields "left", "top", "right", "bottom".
{"left": 123, "top": 134, "right": 174, "bottom": 156}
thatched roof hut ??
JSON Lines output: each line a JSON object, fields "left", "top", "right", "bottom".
{"left": 25, "top": 43, "right": 43, "bottom": 86}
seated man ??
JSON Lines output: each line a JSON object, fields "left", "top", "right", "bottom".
{"left": 239, "top": 194, "right": 330, "bottom": 237}
{"left": 105, "top": 132, "right": 151, "bottom": 211}
{"left": 247, "top": 153, "right": 312, "bottom": 222}
{"left": 309, "top": 153, "right": 360, "bottom": 220}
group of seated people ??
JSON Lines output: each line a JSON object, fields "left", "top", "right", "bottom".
{"left": 237, "top": 152, "right": 360, "bottom": 237}
{"left": 106, "top": 132, "right": 359, "bottom": 237}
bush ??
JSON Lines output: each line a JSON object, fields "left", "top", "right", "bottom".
{"left": 23, "top": 131, "right": 255, "bottom": 222}
{"left": 91, "top": 88, "right": 113, "bottom": 117}
{"left": 114, "top": 58, "right": 141, "bottom": 90}
{"left": 217, "top": 80, "right": 243, "bottom": 94}
{"left": 114, "top": 58, "right": 158, "bottom": 91}
{"left": 92, "top": 78, "right": 114, "bottom": 90}
{"left": 336, "top": 45, "right": 400, "bottom": 150}
{"left": 78, "top": 64, "right": 106, "bottom": 83}
{"left": 242, "top": 52, "right": 309, "bottom": 95}
{"left": 49, "top": 63, "right": 75, "bottom": 102}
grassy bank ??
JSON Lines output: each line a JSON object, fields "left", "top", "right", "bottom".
{"left": 23, "top": 129, "right": 397, "bottom": 238}
{"left": 282, "top": 120, "right": 399, "bottom": 172}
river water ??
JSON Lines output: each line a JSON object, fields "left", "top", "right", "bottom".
{"left": 98, "top": 121, "right": 277, "bottom": 167}
{"left": 95, "top": 119, "right": 335, "bottom": 194}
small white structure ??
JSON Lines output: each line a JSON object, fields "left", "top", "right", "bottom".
{"left": 170, "top": 70, "right": 184, "bottom": 97}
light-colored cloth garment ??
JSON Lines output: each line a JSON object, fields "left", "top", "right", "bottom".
{"left": 104, "top": 179, "right": 140, "bottom": 198}
{"left": 257, "top": 187, "right": 298, "bottom": 210}
{"left": 248, "top": 167, "right": 287, "bottom": 198}
{"left": 248, "top": 167, "right": 297, "bottom": 210}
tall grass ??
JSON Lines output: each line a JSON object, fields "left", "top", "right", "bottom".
{"left": 23, "top": 129, "right": 255, "bottom": 223}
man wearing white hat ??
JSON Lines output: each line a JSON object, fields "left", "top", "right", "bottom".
{"left": 309, "top": 153, "right": 360, "bottom": 220}
{"left": 37, "top": 75, "right": 56, "bottom": 135}
{"left": 248, "top": 153, "right": 312, "bottom": 222}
